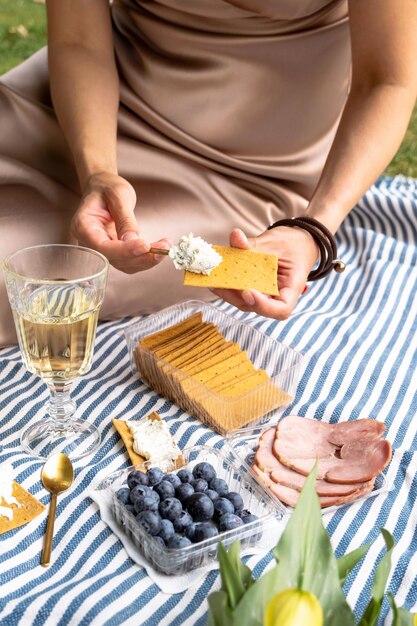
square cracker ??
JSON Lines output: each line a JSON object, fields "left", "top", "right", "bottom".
{"left": 0, "top": 482, "right": 45, "bottom": 535}
{"left": 112, "top": 412, "right": 184, "bottom": 469}
{"left": 140, "top": 312, "right": 203, "bottom": 350}
{"left": 183, "top": 245, "right": 279, "bottom": 296}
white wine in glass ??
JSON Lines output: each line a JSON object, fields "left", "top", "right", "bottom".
{"left": 3, "top": 245, "right": 108, "bottom": 461}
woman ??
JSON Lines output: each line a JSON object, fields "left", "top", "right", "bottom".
{"left": 0, "top": 0, "right": 416, "bottom": 346}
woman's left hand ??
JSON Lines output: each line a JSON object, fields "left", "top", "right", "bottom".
{"left": 211, "top": 227, "right": 319, "bottom": 320}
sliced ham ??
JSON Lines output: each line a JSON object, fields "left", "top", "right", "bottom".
{"left": 274, "top": 416, "right": 336, "bottom": 458}
{"left": 328, "top": 419, "right": 385, "bottom": 446}
{"left": 274, "top": 415, "right": 386, "bottom": 461}
{"left": 253, "top": 423, "right": 374, "bottom": 498}
{"left": 254, "top": 428, "right": 282, "bottom": 472}
{"left": 276, "top": 439, "right": 392, "bottom": 484}
{"left": 251, "top": 415, "right": 391, "bottom": 509}
{"left": 269, "top": 479, "right": 376, "bottom": 509}
{"left": 269, "top": 467, "right": 373, "bottom": 497}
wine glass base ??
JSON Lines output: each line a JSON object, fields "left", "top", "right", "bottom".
{"left": 20, "top": 418, "right": 101, "bottom": 461}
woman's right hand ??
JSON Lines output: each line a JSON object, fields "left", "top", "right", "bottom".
{"left": 70, "top": 172, "right": 172, "bottom": 274}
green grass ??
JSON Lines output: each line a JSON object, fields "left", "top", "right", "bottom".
{"left": 0, "top": 0, "right": 416, "bottom": 178}
{"left": 0, "top": 0, "right": 47, "bottom": 75}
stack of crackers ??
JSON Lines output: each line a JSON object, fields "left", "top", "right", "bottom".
{"left": 134, "top": 312, "right": 291, "bottom": 434}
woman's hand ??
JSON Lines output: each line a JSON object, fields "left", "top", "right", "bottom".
{"left": 211, "top": 227, "right": 319, "bottom": 319}
{"left": 70, "top": 172, "right": 172, "bottom": 273}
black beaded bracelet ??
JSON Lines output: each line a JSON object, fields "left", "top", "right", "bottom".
{"left": 267, "top": 216, "right": 346, "bottom": 281}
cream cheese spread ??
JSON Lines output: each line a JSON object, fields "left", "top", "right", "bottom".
{"left": 127, "top": 419, "right": 181, "bottom": 465}
{"left": 169, "top": 233, "right": 222, "bottom": 275}
{"left": 0, "top": 462, "right": 20, "bottom": 520}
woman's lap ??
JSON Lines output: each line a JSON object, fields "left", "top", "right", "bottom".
{"left": 0, "top": 51, "right": 291, "bottom": 347}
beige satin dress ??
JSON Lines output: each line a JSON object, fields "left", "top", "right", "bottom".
{"left": 0, "top": 0, "right": 350, "bottom": 346}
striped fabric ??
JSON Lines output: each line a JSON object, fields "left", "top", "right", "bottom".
{"left": 1, "top": 176, "right": 417, "bottom": 625}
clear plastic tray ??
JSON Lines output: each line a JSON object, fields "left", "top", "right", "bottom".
{"left": 99, "top": 445, "right": 285, "bottom": 575}
{"left": 226, "top": 423, "right": 393, "bottom": 515}
{"left": 124, "top": 300, "right": 304, "bottom": 435}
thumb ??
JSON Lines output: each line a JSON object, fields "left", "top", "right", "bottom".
{"left": 106, "top": 183, "right": 140, "bottom": 241}
{"left": 229, "top": 228, "right": 254, "bottom": 250}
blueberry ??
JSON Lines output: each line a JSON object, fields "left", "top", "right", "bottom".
{"left": 163, "top": 473, "right": 182, "bottom": 489}
{"left": 167, "top": 534, "right": 192, "bottom": 549}
{"left": 136, "top": 510, "right": 162, "bottom": 535}
{"left": 159, "top": 497, "right": 183, "bottom": 521}
{"left": 225, "top": 492, "right": 244, "bottom": 512}
{"left": 191, "top": 478, "right": 208, "bottom": 493}
{"left": 205, "top": 489, "right": 219, "bottom": 503}
{"left": 153, "top": 536, "right": 166, "bottom": 548}
{"left": 185, "top": 523, "right": 197, "bottom": 542}
{"left": 173, "top": 510, "right": 193, "bottom": 533}
{"left": 193, "top": 522, "right": 219, "bottom": 543}
{"left": 186, "top": 493, "right": 214, "bottom": 522}
{"left": 117, "top": 487, "right": 131, "bottom": 505}
{"left": 218, "top": 513, "right": 244, "bottom": 532}
{"left": 130, "top": 484, "right": 152, "bottom": 502}
{"left": 177, "top": 468, "right": 194, "bottom": 484}
{"left": 154, "top": 480, "right": 175, "bottom": 500}
{"left": 213, "top": 497, "right": 235, "bottom": 521}
{"left": 127, "top": 470, "right": 149, "bottom": 489}
{"left": 158, "top": 519, "right": 175, "bottom": 543}
{"left": 175, "top": 482, "right": 195, "bottom": 504}
{"left": 192, "top": 462, "right": 216, "bottom": 483}
{"left": 209, "top": 478, "right": 228, "bottom": 497}
{"left": 134, "top": 495, "right": 159, "bottom": 514}
{"left": 241, "top": 513, "right": 258, "bottom": 524}
{"left": 147, "top": 467, "right": 164, "bottom": 486}
{"left": 237, "top": 508, "right": 251, "bottom": 519}
{"left": 148, "top": 489, "right": 160, "bottom": 504}
{"left": 124, "top": 503, "right": 136, "bottom": 515}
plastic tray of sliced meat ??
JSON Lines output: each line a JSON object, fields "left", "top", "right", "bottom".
{"left": 226, "top": 416, "right": 394, "bottom": 514}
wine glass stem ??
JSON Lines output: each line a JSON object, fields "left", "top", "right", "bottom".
{"left": 45, "top": 382, "right": 77, "bottom": 432}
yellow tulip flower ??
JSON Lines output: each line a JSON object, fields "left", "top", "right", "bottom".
{"left": 264, "top": 588, "right": 323, "bottom": 626}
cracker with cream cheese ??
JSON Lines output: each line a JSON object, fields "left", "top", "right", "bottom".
{"left": 112, "top": 412, "right": 184, "bottom": 469}
{"left": 183, "top": 245, "right": 279, "bottom": 296}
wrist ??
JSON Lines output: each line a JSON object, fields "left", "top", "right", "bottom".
{"left": 267, "top": 217, "right": 346, "bottom": 281}
{"left": 76, "top": 153, "right": 118, "bottom": 192}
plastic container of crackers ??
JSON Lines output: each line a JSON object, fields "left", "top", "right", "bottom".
{"left": 98, "top": 444, "right": 285, "bottom": 575}
{"left": 124, "top": 300, "right": 304, "bottom": 435}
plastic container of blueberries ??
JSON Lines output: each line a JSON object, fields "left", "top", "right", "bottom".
{"left": 100, "top": 445, "right": 286, "bottom": 575}
{"left": 226, "top": 423, "right": 394, "bottom": 516}
{"left": 124, "top": 300, "right": 304, "bottom": 436}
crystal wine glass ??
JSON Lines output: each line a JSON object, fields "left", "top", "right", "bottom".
{"left": 3, "top": 244, "right": 108, "bottom": 461}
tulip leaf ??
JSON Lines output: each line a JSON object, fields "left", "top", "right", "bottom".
{"left": 358, "top": 529, "right": 395, "bottom": 626}
{"left": 217, "top": 542, "right": 251, "bottom": 610}
{"left": 272, "top": 466, "right": 355, "bottom": 625}
{"left": 388, "top": 592, "right": 415, "bottom": 626}
{"left": 207, "top": 590, "right": 235, "bottom": 626}
{"left": 233, "top": 466, "right": 355, "bottom": 626}
{"left": 338, "top": 544, "right": 370, "bottom": 586}
{"left": 231, "top": 564, "right": 283, "bottom": 626}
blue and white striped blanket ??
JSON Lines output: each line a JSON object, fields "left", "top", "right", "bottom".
{"left": 1, "top": 176, "right": 417, "bottom": 625}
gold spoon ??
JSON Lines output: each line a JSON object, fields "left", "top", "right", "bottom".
{"left": 40, "top": 453, "right": 74, "bottom": 567}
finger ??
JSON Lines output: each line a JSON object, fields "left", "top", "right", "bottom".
{"left": 241, "top": 288, "right": 300, "bottom": 320}
{"left": 210, "top": 288, "right": 256, "bottom": 311}
{"left": 229, "top": 228, "right": 252, "bottom": 250}
{"left": 103, "top": 183, "right": 139, "bottom": 241}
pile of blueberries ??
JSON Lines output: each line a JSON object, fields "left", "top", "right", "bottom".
{"left": 116, "top": 461, "right": 258, "bottom": 549}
